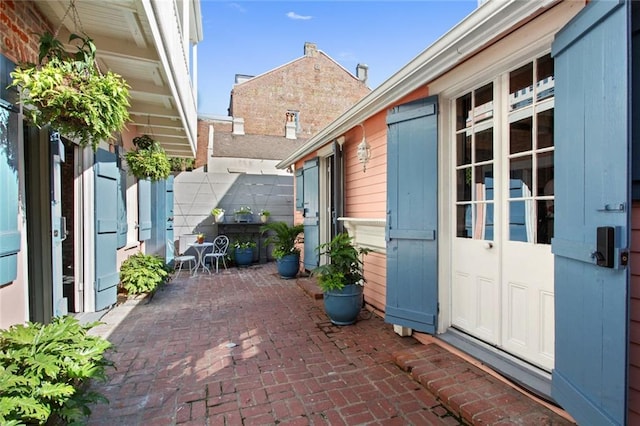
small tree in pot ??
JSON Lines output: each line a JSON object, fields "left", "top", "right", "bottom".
{"left": 313, "top": 232, "right": 371, "bottom": 325}
{"left": 260, "top": 221, "right": 304, "bottom": 279}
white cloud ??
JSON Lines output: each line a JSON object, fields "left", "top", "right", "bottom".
{"left": 229, "top": 3, "right": 246, "bottom": 13}
{"left": 286, "top": 11, "right": 312, "bottom": 20}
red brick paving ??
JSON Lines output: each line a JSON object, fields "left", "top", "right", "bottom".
{"left": 86, "top": 263, "right": 573, "bottom": 425}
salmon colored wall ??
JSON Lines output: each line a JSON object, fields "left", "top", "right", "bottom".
{"left": 291, "top": 86, "right": 429, "bottom": 310}
{"left": 630, "top": 202, "right": 640, "bottom": 422}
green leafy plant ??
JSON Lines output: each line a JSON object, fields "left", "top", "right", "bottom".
{"left": 259, "top": 210, "right": 271, "bottom": 217}
{"left": 312, "top": 232, "right": 371, "bottom": 292}
{"left": 124, "top": 135, "right": 171, "bottom": 181}
{"left": 235, "top": 206, "right": 253, "bottom": 214}
{"left": 211, "top": 208, "right": 225, "bottom": 216}
{"left": 119, "top": 251, "right": 169, "bottom": 295}
{"left": 9, "top": 32, "right": 130, "bottom": 150}
{"left": 0, "top": 316, "right": 113, "bottom": 425}
{"left": 260, "top": 221, "right": 304, "bottom": 259}
{"left": 233, "top": 240, "right": 257, "bottom": 250}
{"left": 169, "top": 157, "right": 195, "bottom": 172}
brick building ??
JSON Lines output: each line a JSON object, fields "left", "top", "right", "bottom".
{"left": 175, "top": 42, "right": 371, "bottom": 257}
{"left": 228, "top": 42, "right": 370, "bottom": 139}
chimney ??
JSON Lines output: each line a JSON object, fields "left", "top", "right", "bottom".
{"left": 356, "top": 64, "right": 368, "bottom": 85}
{"left": 304, "top": 42, "right": 318, "bottom": 57}
{"left": 232, "top": 117, "right": 245, "bottom": 135}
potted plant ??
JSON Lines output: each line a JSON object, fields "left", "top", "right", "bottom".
{"left": 211, "top": 208, "right": 225, "bottom": 223}
{"left": 260, "top": 221, "right": 304, "bottom": 279}
{"left": 233, "top": 240, "right": 256, "bottom": 267}
{"left": 9, "top": 32, "right": 130, "bottom": 151}
{"left": 313, "top": 233, "right": 371, "bottom": 325}
{"left": 259, "top": 209, "right": 271, "bottom": 223}
{"left": 196, "top": 233, "right": 205, "bottom": 244}
{"left": 234, "top": 206, "right": 253, "bottom": 223}
{"left": 124, "top": 135, "right": 171, "bottom": 181}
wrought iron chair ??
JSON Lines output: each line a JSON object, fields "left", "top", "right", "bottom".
{"left": 168, "top": 239, "right": 196, "bottom": 276}
{"left": 203, "top": 235, "right": 229, "bottom": 273}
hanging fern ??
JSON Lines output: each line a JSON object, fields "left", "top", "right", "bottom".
{"left": 125, "top": 135, "right": 171, "bottom": 181}
{"left": 9, "top": 32, "right": 130, "bottom": 151}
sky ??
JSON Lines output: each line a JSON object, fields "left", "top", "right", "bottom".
{"left": 196, "top": 1, "right": 478, "bottom": 116}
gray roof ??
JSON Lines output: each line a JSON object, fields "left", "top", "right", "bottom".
{"left": 213, "top": 132, "right": 306, "bottom": 161}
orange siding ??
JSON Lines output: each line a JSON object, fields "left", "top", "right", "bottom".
{"left": 363, "top": 252, "right": 386, "bottom": 312}
{"left": 630, "top": 202, "right": 640, "bottom": 422}
{"left": 343, "top": 115, "right": 388, "bottom": 218}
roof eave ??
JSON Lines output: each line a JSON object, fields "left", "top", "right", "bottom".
{"left": 276, "top": 0, "right": 557, "bottom": 169}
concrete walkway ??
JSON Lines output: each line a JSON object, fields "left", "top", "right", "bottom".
{"left": 86, "top": 263, "right": 574, "bottom": 425}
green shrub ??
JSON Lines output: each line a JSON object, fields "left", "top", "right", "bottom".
{"left": 119, "top": 252, "right": 169, "bottom": 294}
{"left": 0, "top": 316, "right": 113, "bottom": 425}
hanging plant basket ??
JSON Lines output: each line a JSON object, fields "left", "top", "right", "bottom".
{"left": 125, "top": 135, "right": 171, "bottom": 181}
{"left": 9, "top": 32, "right": 130, "bottom": 150}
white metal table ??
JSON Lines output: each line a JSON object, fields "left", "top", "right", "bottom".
{"left": 188, "top": 242, "right": 214, "bottom": 276}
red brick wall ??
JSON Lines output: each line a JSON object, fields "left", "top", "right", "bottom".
{"left": 231, "top": 52, "right": 370, "bottom": 137}
{"left": 630, "top": 202, "right": 640, "bottom": 422}
{"left": 1, "top": 0, "right": 52, "bottom": 64}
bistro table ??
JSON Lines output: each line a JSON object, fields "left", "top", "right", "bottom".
{"left": 187, "top": 242, "right": 214, "bottom": 276}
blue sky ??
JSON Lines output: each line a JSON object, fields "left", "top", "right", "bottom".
{"left": 197, "top": 1, "right": 478, "bottom": 115}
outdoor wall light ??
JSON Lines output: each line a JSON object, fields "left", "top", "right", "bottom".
{"left": 356, "top": 123, "right": 371, "bottom": 172}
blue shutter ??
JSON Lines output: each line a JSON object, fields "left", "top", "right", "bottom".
{"left": 303, "top": 159, "right": 319, "bottom": 271}
{"left": 94, "top": 149, "right": 119, "bottom": 311}
{"left": 551, "top": 2, "right": 629, "bottom": 425}
{"left": 0, "top": 103, "right": 19, "bottom": 286}
{"left": 165, "top": 175, "right": 174, "bottom": 264}
{"left": 138, "top": 178, "right": 152, "bottom": 241}
{"left": 116, "top": 147, "right": 128, "bottom": 249}
{"left": 295, "top": 168, "right": 304, "bottom": 210}
{"left": 332, "top": 141, "right": 345, "bottom": 236}
{"left": 385, "top": 96, "right": 438, "bottom": 333}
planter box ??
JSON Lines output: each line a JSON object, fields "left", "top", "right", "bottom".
{"left": 234, "top": 213, "right": 253, "bottom": 223}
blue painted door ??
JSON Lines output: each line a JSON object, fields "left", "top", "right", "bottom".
{"left": 94, "top": 149, "right": 119, "bottom": 311}
{"left": 385, "top": 96, "right": 438, "bottom": 333}
{"left": 551, "top": 2, "right": 629, "bottom": 425}
{"left": 303, "top": 158, "right": 319, "bottom": 271}
{"left": 138, "top": 178, "right": 152, "bottom": 241}
{"left": 0, "top": 102, "right": 19, "bottom": 286}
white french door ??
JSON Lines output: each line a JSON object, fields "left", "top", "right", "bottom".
{"left": 451, "top": 54, "right": 555, "bottom": 371}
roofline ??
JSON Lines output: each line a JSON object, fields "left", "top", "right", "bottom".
{"left": 234, "top": 49, "right": 365, "bottom": 89}
{"left": 276, "top": 0, "right": 557, "bottom": 169}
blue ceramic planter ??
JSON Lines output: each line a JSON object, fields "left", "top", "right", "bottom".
{"left": 323, "top": 284, "right": 364, "bottom": 325}
{"left": 276, "top": 254, "right": 299, "bottom": 279}
{"left": 234, "top": 248, "right": 253, "bottom": 267}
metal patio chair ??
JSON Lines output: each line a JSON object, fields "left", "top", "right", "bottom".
{"left": 168, "top": 239, "right": 196, "bottom": 276}
{"left": 203, "top": 235, "right": 229, "bottom": 273}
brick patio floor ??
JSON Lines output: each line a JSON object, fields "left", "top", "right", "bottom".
{"left": 86, "top": 263, "right": 574, "bottom": 425}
